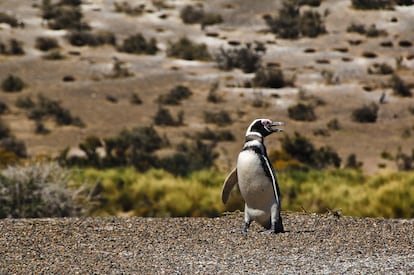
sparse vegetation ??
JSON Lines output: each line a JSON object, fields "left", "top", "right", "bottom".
{"left": 167, "top": 37, "right": 211, "bottom": 61}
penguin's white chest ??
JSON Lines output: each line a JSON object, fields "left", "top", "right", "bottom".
{"left": 237, "top": 150, "right": 275, "bottom": 219}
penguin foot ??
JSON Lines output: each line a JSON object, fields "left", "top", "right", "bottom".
{"left": 241, "top": 222, "right": 250, "bottom": 234}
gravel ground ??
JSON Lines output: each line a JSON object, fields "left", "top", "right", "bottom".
{"left": 1, "top": 212, "right": 413, "bottom": 274}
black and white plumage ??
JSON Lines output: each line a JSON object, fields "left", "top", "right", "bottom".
{"left": 222, "top": 118, "right": 284, "bottom": 233}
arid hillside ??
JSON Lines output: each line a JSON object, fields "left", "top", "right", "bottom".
{"left": 1, "top": 0, "right": 414, "bottom": 173}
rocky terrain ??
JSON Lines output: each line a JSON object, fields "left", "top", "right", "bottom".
{"left": 1, "top": 212, "right": 413, "bottom": 274}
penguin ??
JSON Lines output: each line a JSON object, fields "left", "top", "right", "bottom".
{"left": 222, "top": 118, "right": 284, "bottom": 233}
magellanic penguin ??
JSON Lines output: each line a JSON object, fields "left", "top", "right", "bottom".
{"left": 222, "top": 118, "right": 284, "bottom": 233}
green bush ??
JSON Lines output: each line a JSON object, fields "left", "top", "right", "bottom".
{"left": 299, "top": 10, "right": 326, "bottom": 38}
{"left": 351, "top": 103, "right": 379, "bottom": 123}
{"left": 180, "top": 5, "right": 204, "bottom": 24}
{"left": 288, "top": 103, "right": 316, "bottom": 121}
{"left": 0, "top": 162, "right": 80, "bottom": 218}
{"left": 98, "top": 126, "right": 166, "bottom": 170}
{"left": 157, "top": 85, "right": 193, "bottom": 105}
{"left": 264, "top": 1, "right": 326, "bottom": 39}
{"left": 327, "top": 118, "right": 341, "bottom": 130}
{"left": 0, "top": 137, "right": 27, "bottom": 160}
{"left": 203, "top": 110, "right": 232, "bottom": 126}
{"left": 396, "top": 0, "right": 414, "bottom": 5}
{"left": 0, "top": 101, "right": 7, "bottom": 115}
{"left": 0, "top": 39, "right": 25, "bottom": 55}
{"left": 71, "top": 168, "right": 228, "bottom": 217}
{"left": 1, "top": 75, "right": 25, "bottom": 92}
{"left": 160, "top": 139, "right": 218, "bottom": 176}
{"left": 215, "top": 43, "right": 263, "bottom": 73}
{"left": 347, "top": 23, "right": 387, "bottom": 37}
{"left": 351, "top": 0, "right": 393, "bottom": 9}
{"left": 253, "top": 67, "right": 287, "bottom": 88}
{"left": 35, "top": 36, "right": 60, "bottom": 51}
{"left": 15, "top": 96, "right": 35, "bottom": 109}
{"left": 154, "top": 107, "right": 183, "bottom": 126}
{"left": 26, "top": 94, "right": 84, "bottom": 127}
{"left": 278, "top": 132, "right": 341, "bottom": 169}
{"left": 42, "top": 2, "right": 90, "bottom": 30}
{"left": 67, "top": 30, "right": 116, "bottom": 47}
{"left": 390, "top": 74, "right": 412, "bottom": 97}
{"left": 180, "top": 5, "right": 222, "bottom": 27}
{"left": 167, "top": 37, "right": 211, "bottom": 61}
{"left": 0, "top": 119, "right": 11, "bottom": 139}
{"left": 0, "top": 12, "right": 19, "bottom": 27}
{"left": 297, "top": 0, "right": 322, "bottom": 6}
{"left": 42, "top": 49, "right": 65, "bottom": 60}
{"left": 279, "top": 169, "right": 414, "bottom": 218}
{"left": 114, "top": 1, "right": 145, "bottom": 16}
{"left": 195, "top": 128, "right": 235, "bottom": 142}
{"left": 130, "top": 93, "right": 143, "bottom": 105}
{"left": 367, "top": 62, "right": 394, "bottom": 75}
{"left": 118, "top": 33, "right": 158, "bottom": 55}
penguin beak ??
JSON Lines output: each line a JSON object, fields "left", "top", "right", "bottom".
{"left": 270, "top": 121, "right": 285, "bottom": 133}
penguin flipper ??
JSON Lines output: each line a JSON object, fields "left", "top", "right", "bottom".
{"left": 221, "top": 168, "right": 238, "bottom": 204}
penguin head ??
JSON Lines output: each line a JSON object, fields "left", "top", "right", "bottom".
{"left": 245, "top": 118, "right": 284, "bottom": 138}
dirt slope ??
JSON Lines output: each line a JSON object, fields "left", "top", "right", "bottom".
{"left": 1, "top": 212, "right": 413, "bottom": 274}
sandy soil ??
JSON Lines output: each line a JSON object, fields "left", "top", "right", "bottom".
{"left": 1, "top": 212, "right": 413, "bottom": 274}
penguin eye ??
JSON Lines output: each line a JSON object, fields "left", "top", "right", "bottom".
{"left": 261, "top": 119, "right": 271, "bottom": 126}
